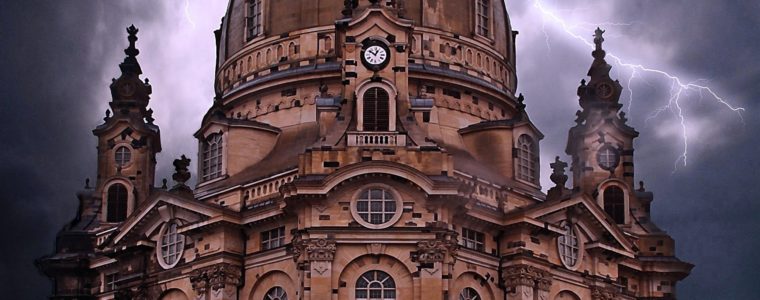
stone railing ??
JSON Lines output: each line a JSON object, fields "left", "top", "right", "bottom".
{"left": 347, "top": 132, "right": 407, "bottom": 147}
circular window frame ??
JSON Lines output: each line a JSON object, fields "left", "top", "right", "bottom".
{"left": 596, "top": 144, "right": 620, "bottom": 171}
{"left": 114, "top": 144, "right": 134, "bottom": 169}
{"left": 557, "top": 221, "right": 583, "bottom": 270}
{"left": 350, "top": 184, "right": 403, "bottom": 230}
{"left": 156, "top": 220, "right": 185, "bottom": 270}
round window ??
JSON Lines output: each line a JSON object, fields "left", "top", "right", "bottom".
{"left": 157, "top": 221, "right": 185, "bottom": 269}
{"left": 350, "top": 185, "right": 403, "bottom": 229}
{"left": 596, "top": 145, "right": 620, "bottom": 171}
{"left": 115, "top": 146, "right": 131, "bottom": 167}
{"left": 558, "top": 222, "right": 581, "bottom": 269}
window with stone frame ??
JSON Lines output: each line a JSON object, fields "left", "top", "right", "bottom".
{"left": 517, "top": 134, "right": 538, "bottom": 183}
{"left": 363, "top": 87, "right": 390, "bottom": 131}
{"left": 461, "top": 228, "right": 485, "bottom": 252}
{"left": 355, "top": 187, "right": 397, "bottom": 225}
{"left": 604, "top": 186, "right": 626, "bottom": 224}
{"left": 246, "top": 0, "right": 263, "bottom": 40}
{"left": 114, "top": 146, "right": 131, "bottom": 167}
{"left": 159, "top": 221, "right": 185, "bottom": 268}
{"left": 558, "top": 222, "right": 580, "bottom": 269}
{"left": 356, "top": 270, "right": 396, "bottom": 300}
{"left": 104, "top": 273, "right": 118, "bottom": 292}
{"left": 261, "top": 226, "right": 285, "bottom": 250}
{"left": 476, "top": 0, "right": 491, "bottom": 37}
{"left": 106, "top": 183, "right": 128, "bottom": 222}
{"left": 459, "top": 287, "right": 481, "bottom": 300}
{"left": 264, "top": 286, "right": 287, "bottom": 300}
{"left": 201, "top": 133, "right": 223, "bottom": 181}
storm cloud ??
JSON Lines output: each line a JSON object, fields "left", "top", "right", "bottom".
{"left": 0, "top": 1, "right": 758, "bottom": 299}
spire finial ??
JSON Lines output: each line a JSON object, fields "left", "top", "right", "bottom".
{"left": 118, "top": 25, "right": 143, "bottom": 75}
{"left": 592, "top": 27, "right": 606, "bottom": 60}
{"left": 594, "top": 27, "right": 605, "bottom": 50}
{"left": 125, "top": 25, "right": 140, "bottom": 58}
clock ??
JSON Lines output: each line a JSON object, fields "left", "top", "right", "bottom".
{"left": 361, "top": 40, "right": 391, "bottom": 71}
{"left": 596, "top": 82, "right": 614, "bottom": 100}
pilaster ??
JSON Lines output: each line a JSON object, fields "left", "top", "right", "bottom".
{"left": 503, "top": 264, "right": 553, "bottom": 300}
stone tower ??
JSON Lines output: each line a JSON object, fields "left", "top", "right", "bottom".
{"left": 38, "top": 2, "right": 691, "bottom": 300}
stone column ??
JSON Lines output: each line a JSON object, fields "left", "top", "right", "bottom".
{"left": 190, "top": 263, "right": 242, "bottom": 300}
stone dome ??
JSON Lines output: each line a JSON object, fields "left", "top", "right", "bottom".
{"left": 215, "top": 0, "right": 517, "bottom": 96}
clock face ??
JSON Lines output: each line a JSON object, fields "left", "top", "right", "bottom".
{"left": 363, "top": 45, "right": 388, "bottom": 65}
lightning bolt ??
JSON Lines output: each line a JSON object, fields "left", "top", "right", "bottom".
{"left": 184, "top": 0, "right": 196, "bottom": 28}
{"left": 531, "top": 0, "right": 746, "bottom": 172}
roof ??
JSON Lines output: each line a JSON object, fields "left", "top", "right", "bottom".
{"left": 195, "top": 122, "right": 320, "bottom": 195}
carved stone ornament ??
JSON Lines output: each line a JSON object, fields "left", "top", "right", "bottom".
{"left": 305, "top": 238, "right": 337, "bottom": 261}
{"left": 189, "top": 263, "right": 242, "bottom": 296}
{"left": 591, "top": 286, "right": 618, "bottom": 300}
{"left": 416, "top": 240, "right": 447, "bottom": 263}
{"left": 416, "top": 236, "right": 458, "bottom": 264}
{"left": 503, "top": 264, "right": 553, "bottom": 290}
{"left": 289, "top": 233, "right": 305, "bottom": 262}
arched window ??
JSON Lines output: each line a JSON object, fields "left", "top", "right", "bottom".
{"left": 459, "top": 288, "right": 481, "bottom": 300}
{"left": 159, "top": 289, "right": 189, "bottom": 300}
{"left": 264, "top": 287, "right": 287, "bottom": 300}
{"left": 114, "top": 146, "right": 131, "bottom": 167}
{"left": 246, "top": 0, "right": 263, "bottom": 40}
{"left": 202, "top": 133, "right": 223, "bottom": 181}
{"left": 356, "top": 270, "right": 396, "bottom": 300}
{"left": 604, "top": 186, "right": 626, "bottom": 224}
{"left": 363, "top": 87, "right": 390, "bottom": 131}
{"left": 106, "top": 184, "right": 128, "bottom": 222}
{"left": 476, "top": 0, "right": 491, "bottom": 37}
{"left": 517, "top": 135, "right": 538, "bottom": 183}
{"left": 555, "top": 291, "right": 581, "bottom": 300}
{"left": 558, "top": 222, "right": 580, "bottom": 269}
{"left": 158, "top": 221, "right": 185, "bottom": 269}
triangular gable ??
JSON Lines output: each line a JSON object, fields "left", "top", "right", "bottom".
{"left": 109, "top": 191, "right": 225, "bottom": 246}
{"left": 516, "top": 194, "right": 635, "bottom": 257}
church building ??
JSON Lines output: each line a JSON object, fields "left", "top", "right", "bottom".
{"left": 37, "top": 1, "right": 692, "bottom": 299}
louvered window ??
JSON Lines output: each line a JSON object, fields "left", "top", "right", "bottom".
{"left": 106, "top": 184, "right": 128, "bottom": 222}
{"left": 363, "top": 87, "right": 390, "bottom": 131}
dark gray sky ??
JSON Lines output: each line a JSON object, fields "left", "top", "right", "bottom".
{"left": 0, "top": 1, "right": 757, "bottom": 299}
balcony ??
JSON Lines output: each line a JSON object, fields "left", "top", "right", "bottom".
{"left": 347, "top": 132, "right": 407, "bottom": 147}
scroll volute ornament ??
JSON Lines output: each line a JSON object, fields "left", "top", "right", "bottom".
{"left": 189, "top": 263, "right": 242, "bottom": 296}
{"left": 591, "top": 286, "right": 618, "bottom": 300}
{"left": 503, "top": 264, "right": 553, "bottom": 289}
{"left": 416, "top": 232, "right": 459, "bottom": 264}
{"left": 290, "top": 235, "right": 337, "bottom": 262}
